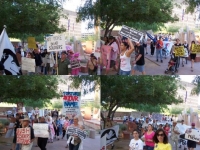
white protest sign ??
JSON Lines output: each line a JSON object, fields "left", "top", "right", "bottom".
{"left": 33, "top": 123, "right": 49, "bottom": 138}
{"left": 176, "top": 123, "right": 190, "bottom": 135}
{"left": 100, "top": 125, "right": 119, "bottom": 146}
{"left": 46, "top": 35, "right": 66, "bottom": 52}
{"left": 21, "top": 57, "right": 35, "bottom": 72}
{"left": 66, "top": 127, "right": 87, "bottom": 140}
{"left": 100, "top": 135, "right": 107, "bottom": 150}
{"left": 185, "top": 128, "right": 200, "bottom": 142}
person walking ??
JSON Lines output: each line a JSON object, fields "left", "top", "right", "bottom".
{"left": 189, "top": 41, "right": 196, "bottom": 72}
{"left": 143, "top": 124, "right": 155, "bottom": 150}
{"left": 170, "top": 121, "right": 180, "bottom": 150}
{"left": 37, "top": 117, "right": 48, "bottom": 150}
{"left": 156, "top": 37, "right": 164, "bottom": 63}
{"left": 119, "top": 38, "right": 134, "bottom": 75}
{"left": 129, "top": 130, "right": 143, "bottom": 150}
{"left": 87, "top": 53, "right": 98, "bottom": 75}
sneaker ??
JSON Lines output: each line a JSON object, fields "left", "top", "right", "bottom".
{"left": 161, "top": 60, "right": 163, "bottom": 63}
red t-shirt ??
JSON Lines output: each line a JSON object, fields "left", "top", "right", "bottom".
{"left": 156, "top": 40, "right": 163, "bottom": 49}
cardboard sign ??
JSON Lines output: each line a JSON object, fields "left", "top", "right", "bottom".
{"left": 191, "top": 44, "right": 200, "bottom": 54}
{"left": 16, "top": 128, "right": 31, "bottom": 144}
{"left": 119, "top": 25, "right": 143, "bottom": 42}
{"left": 63, "top": 92, "right": 81, "bottom": 115}
{"left": 28, "top": 37, "right": 37, "bottom": 49}
{"left": 66, "top": 127, "right": 87, "bottom": 140}
{"left": 185, "top": 129, "right": 200, "bottom": 142}
{"left": 21, "top": 57, "right": 35, "bottom": 72}
{"left": 46, "top": 35, "right": 66, "bottom": 52}
{"left": 33, "top": 123, "right": 49, "bottom": 138}
{"left": 174, "top": 46, "right": 185, "bottom": 57}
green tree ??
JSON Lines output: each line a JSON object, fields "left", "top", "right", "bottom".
{"left": 101, "top": 76, "right": 183, "bottom": 128}
{"left": 0, "top": 76, "right": 60, "bottom": 108}
{"left": 191, "top": 75, "right": 200, "bottom": 95}
{"left": 0, "top": 0, "right": 66, "bottom": 39}
{"left": 77, "top": 0, "right": 178, "bottom": 37}
{"left": 166, "top": 25, "right": 180, "bottom": 33}
{"left": 169, "top": 106, "right": 183, "bottom": 115}
{"left": 52, "top": 100, "right": 63, "bottom": 110}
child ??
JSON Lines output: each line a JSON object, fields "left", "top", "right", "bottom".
{"left": 165, "top": 59, "right": 175, "bottom": 73}
{"left": 71, "top": 52, "right": 81, "bottom": 75}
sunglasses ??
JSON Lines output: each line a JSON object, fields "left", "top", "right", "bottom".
{"left": 157, "top": 134, "right": 164, "bottom": 137}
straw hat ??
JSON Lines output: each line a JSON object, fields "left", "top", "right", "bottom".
{"left": 22, "top": 116, "right": 30, "bottom": 122}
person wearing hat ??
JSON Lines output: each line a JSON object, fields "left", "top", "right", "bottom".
{"left": 87, "top": 53, "right": 98, "bottom": 75}
{"left": 185, "top": 123, "right": 198, "bottom": 150}
{"left": 18, "top": 116, "right": 35, "bottom": 150}
{"left": 171, "top": 121, "right": 180, "bottom": 150}
{"left": 55, "top": 51, "right": 71, "bottom": 75}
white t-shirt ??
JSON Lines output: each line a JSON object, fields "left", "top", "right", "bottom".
{"left": 110, "top": 42, "right": 118, "bottom": 61}
{"left": 129, "top": 139, "right": 143, "bottom": 150}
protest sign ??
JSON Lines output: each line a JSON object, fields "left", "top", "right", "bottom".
{"left": 100, "top": 135, "right": 107, "bottom": 150}
{"left": 185, "top": 128, "right": 200, "bottom": 142}
{"left": 28, "top": 37, "right": 37, "bottom": 49}
{"left": 191, "top": 44, "right": 200, "bottom": 53}
{"left": 46, "top": 34, "right": 66, "bottom": 52}
{"left": 21, "top": 57, "right": 35, "bottom": 72}
{"left": 17, "top": 102, "right": 23, "bottom": 114}
{"left": 66, "top": 127, "right": 87, "bottom": 140}
{"left": 152, "top": 113, "right": 162, "bottom": 121}
{"left": 119, "top": 25, "right": 143, "bottom": 42}
{"left": 100, "top": 125, "right": 119, "bottom": 146}
{"left": 63, "top": 92, "right": 81, "bottom": 115}
{"left": 16, "top": 128, "right": 31, "bottom": 144}
{"left": 174, "top": 46, "right": 185, "bottom": 57}
{"left": 33, "top": 123, "right": 49, "bottom": 138}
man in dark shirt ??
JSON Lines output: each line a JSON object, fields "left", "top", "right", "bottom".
{"left": 33, "top": 48, "right": 43, "bottom": 74}
{"left": 12, "top": 114, "right": 21, "bottom": 150}
{"left": 37, "top": 117, "right": 48, "bottom": 150}
{"left": 132, "top": 42, "right": 145, "bottom": 75}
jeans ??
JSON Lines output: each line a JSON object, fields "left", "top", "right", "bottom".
{"left": 156, "top": 49, "right": 162, "bottom": 60}
{"left": 119, "top": 69, "right": 131, "bottom": 75}
{"left": 16, "top": 144, "right": 20, "bottom": 150}
{"left": 145, "top": 145, "right": 154, "bottom": 150}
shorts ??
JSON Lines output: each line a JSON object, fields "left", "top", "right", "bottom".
{"left": 107, "top": 60, "right": 116, "bottom": 68}
{"left": 190, "top": 54, "right": 196, "bottom": 60}
{"left": 143, "top": 44, "right": 147, "bottom": 48}
{"left": 46, "top": 63, "right": 52, "bottom": 72}
{"left": 119, "top": 69, "right": 131, "bottom": 75}
{"left": 187, "top": 140, "right": 196, "bottom": 148}
{"left": 133, "top": 65, "right": 145, "bottom": 72}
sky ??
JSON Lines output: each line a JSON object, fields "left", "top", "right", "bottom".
{"left": 63, "top": 0, "right": 94, "bottom": 33}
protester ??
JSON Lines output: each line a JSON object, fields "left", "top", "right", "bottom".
{"left": 186, "top": 123, "right": 197, "bottom": 150}
{"left": 143, "top": 124, "right": 155, "bottom": 150}
{"left": 173, "top": 39, "right": 182, "bottom": 72}
{"left": 33, "top": 48, "right": 43, "bottom": 74}
{"left": 156, "top": 37, "right": 164, "bottom": 63}
{"left": 163, "top": 123, "right": 170, "bottom": 136}
{"left": 171, "top": 121, "right": 180, "bottom": 150}
{"left": 129, "top": 130, "right": 143, "bottom": 150}
{"left": 190, "top": 41, "right": 196, "bottom": 72}
{"left": 56, "top": 51, "right": 71, "bottom": 75}
{"left": 20, "top": 116, "right": 35, "bottom": 150}
{"left": 44, "top": 51, "right": 55, "bottom": 75}
{"left": 37, "top": 117, "right": 48, "bottom": 150}
{"left": 150, "top": 41, "right": 155, "bottom": 56}
{"left": 67, "top": 116, "right": 84, "bottom": 150}
{"left": 153, "top": 128, "right": 171, "bottom": 150}
{"left": 46, "top": 116, "right": 55, "bottom": 143}
{"left": 11, "top": 114, "right": 21, "bottom": 150}
{"left": 119, "top": 38, "right": 134, "bottom": 75}
{"left": 71, "top": 52, "right": 81, "bottom": 75}
{"left": 87, "top": 53, "right": 98, "bottom": 75}
{"left": 132, "top": 41, "right": 145, "bottom": 75}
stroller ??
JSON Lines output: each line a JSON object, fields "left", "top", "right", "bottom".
{"left": 164, "top": 55, "right": 176, "bottom": 75}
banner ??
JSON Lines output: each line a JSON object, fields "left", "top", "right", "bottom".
{"left": 33, "top": 123, "right": 49, "bottom": 138}
{"left": 191, "top": 44, "right": 200, "bottom": 54}
{"left": 21, "top": 57, "right": 35, "bottom": 72}
{"left": 163, "top": 41, "right": 173, "bottom": 55}
{"left": 185, "top": 128, "right": 200, "bottom": 142}
{"left": 27, "top": 37, "right": 37, "bottom": 49}
{"left": 119, "top": 25, "right": 143, "bottom": 42}
{"left": 63, "top": 92, "right": 81, "bottom": 115}
{"left": 16, "top": 128, "right": 31, "bottom": 144}
{"left": 17, "top": 102, "right": 23, "bottom": 114}
{"left": 152, "top": 113, "right": 162, "bottom": 121}
{"left": 66, "top": 127, "right": 87, "bottom": 140}
{"left": 46, "top": 35, "right": 66, "bottom": 52}
{"left": 100, "top": 125, "right": 119, "bottom": 146}
{"left": 174, "top": 46, "right": 185, "bottom": 57}
{"left": 100, "top": 135, "right": 107, "bottom": 150}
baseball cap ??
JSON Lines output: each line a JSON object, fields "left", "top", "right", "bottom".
{"left": 191, "top": 123, "right": 195, "bottom": 126}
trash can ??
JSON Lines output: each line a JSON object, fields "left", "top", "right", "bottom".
{"left": 89, "top": 129, "right": 95, "bottom": 139}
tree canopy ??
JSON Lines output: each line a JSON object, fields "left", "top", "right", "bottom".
{"left": 0, "top": 76, "right": 60, "bottom": 108}
{"left": 101, "top": 75, "right": 184, "bottom": 123}
{"left": 0, "top": 0, "right": 66, "bottom": 40}
{"left": 77, "top": 0, "right": 178, "bottom": 37}
{"left": 191, "top": 75, "right": 200, "bottom": 95}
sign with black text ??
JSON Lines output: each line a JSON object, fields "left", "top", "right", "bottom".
{"left": 46, "top": 35, "right": 66, "bottom": 52}
{"left": 119, "top": 25, "right": 143, "bottom": 42}
{"left": 66, "top": 127, "right": 87, "bottom": 140}
{"left": 185, "top": 128, "right": 200, "bottom": 142}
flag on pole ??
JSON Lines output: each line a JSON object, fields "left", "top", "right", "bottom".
{"left": 0, "top": 28, "right": 22, "bottom": 75}
{"left": 68, "top": 19, "right": 70, "bottom": 31}
{"left": 146, "top": 32, "right": 156, "bottom": 43}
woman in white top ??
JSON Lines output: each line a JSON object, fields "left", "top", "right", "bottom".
{"left": 129, "top": 129, "right": 143, "bottom": 150}
{"left": 119, "top": 38, "right": 134, "bottom": 75}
